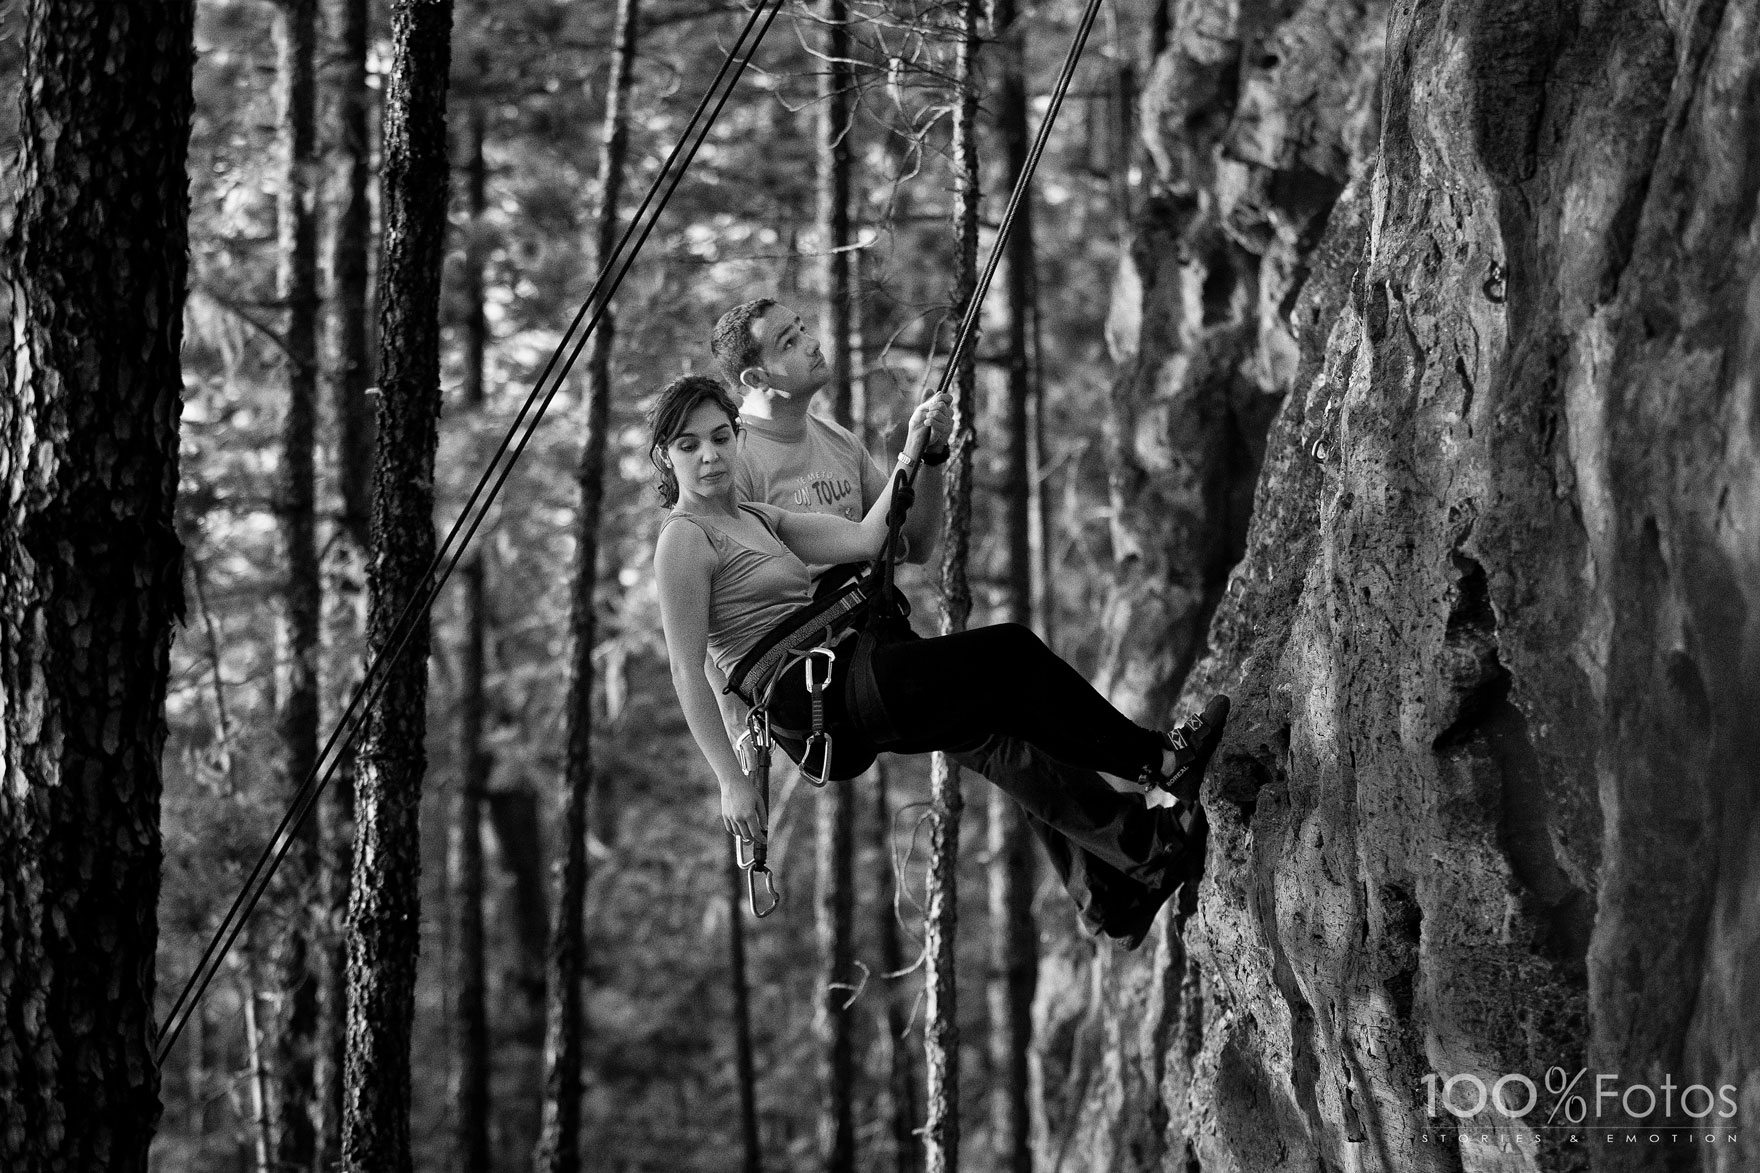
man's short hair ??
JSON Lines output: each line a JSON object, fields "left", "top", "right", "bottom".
{"left": 710, "top": 297, "right": 776, "bottom": 386}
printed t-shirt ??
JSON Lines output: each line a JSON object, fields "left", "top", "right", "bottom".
{"left": 736, "top": 411, "right": 887, "bottom": 521}
{"left": 736, "top": 411, "right": 889, "bottom": 581}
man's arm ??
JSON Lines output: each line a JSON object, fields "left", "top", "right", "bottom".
{"left": 855, "top": 413, "right": 949, "bottom": 565}
{"left": 899, "top": 461, "right": 944, "bottom": 565}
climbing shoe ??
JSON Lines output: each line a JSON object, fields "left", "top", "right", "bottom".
{"left": 1138, "top": 694, "right": 1230, "bottom": 802}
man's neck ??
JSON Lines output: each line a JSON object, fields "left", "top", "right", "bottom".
{"left": 739, "top": 387, "right": 814, "bottom": 436}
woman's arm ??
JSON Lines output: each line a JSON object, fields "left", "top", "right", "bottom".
{"left": 654, "top": 522, "right": 767, "bottom": 845}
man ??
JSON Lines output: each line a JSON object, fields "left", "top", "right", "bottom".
{"left": 707, "top": 297, "right": 1209, "bottom": 948}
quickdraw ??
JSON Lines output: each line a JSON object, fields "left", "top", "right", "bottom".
{"left": 729, "top": 638, "right": 845, "bottom": 915}
{"left": 736, "top": 706, "right": 781, "bottom": 918}
{"left": 799, "top": 646, "right": 837, "bottom": 788}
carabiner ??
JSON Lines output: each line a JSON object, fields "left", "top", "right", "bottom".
{"left": 746, "top": 863, "right": 780, "bottom": 918}
{"left": 801, "top": 647, "right": 836, "bottom": 788}
{"left": 746, "top": 707, "right": 773, "bottom": 758}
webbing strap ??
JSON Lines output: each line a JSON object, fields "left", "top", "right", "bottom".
{"left": 726, "top": 586, "right": 866, "bottom": 704}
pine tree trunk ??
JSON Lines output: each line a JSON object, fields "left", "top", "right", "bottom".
{"left": 815, "top": 2, "right": 859, "bottom": 1165}
{"left": 486, "top": 785, "right": 551, "bottom": 1037}
{"left": 728, "top": 842, "right": 762, "bottom": 1173}
{"left": 923, "top": 4, "right": 982, "bottom": 1169}
{"left": 449, "top": 96, "right": 494, "bottom": 1173}
{"left": 328, "top": 0, "right": 378, "bottom": 549}
{"left": 813, "top": 772, "right": 856, "bottom": 1173}
{"left": 341, "top": 1, "right": 454, "bottom": 1169}
{"left": 818, "top": 0, "right": 855, "bottom": 431}
{"left": 315, "top": 0, "right": 374, "bottom": 1163}
{"left": 0, "top": 1, "right": 193, "bottom": 1167}
{"left": 535, "top": 1, "right": 637, "bottom": 1168}
{"left": 987, "top": 1, "right": 1036, "bottom": 1167}
{"left": 266, "top": 0, "right": 323, "bottom": 1165}
{"left": 872, "top": 762, "right": 923, "bottom": 1173}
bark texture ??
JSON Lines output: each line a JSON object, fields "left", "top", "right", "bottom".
{"left": 265, "top": 0, "right": 323, "bottom": 1164}
{"left": 815, "top": 3, "right": 859, "bottom": 1166}
{"left": 0, "top": 0, "right": 194, "bottom": 1168}
{"left": 987, "top": 0, "right": 1038, "bottom": 1167}
{"left": 924, "top": 3, "right": 983, "bottom": 1168}
{"left": 315, "top": 0, "right": 374, "bottom": 1162}
{"left": 1039, "top": 1, "right": 1760, "bottom": 1171}
{"left": 340, "top": 1, "right": 453, "bottom": 1169}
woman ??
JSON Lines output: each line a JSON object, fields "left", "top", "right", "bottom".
{"left": 650, "top": 375, "right": 1226, "bottom": 935}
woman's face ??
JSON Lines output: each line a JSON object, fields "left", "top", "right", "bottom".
{"left": 665, "top": 399, "right": 740, "bottom": 504}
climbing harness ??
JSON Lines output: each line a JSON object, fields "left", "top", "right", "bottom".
{"left": 155, "top": 0, "right": 789, "bottom": 1066}
{"left": 720, "top": 575, "right": 876, "bottom": 914}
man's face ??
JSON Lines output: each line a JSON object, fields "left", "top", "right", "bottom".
{"left": 746, "top": 304, "right": 827, "bottom": 398}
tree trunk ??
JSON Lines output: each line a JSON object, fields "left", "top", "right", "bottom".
{"left": 923, "top": 4, "right": 981, "bottom": 1169}
{"left": 728, "top": 841, "right": 762, "bottom": 1173}
{"left": 328, "top": 0, "right": 378, "bottom": 549}
{"left": 818, "top": 0, "right": 855, "bottom": 431}
{"left": 486, "top": 784, "right": 551, "bottom": 1036}
{"left": 0, "top": 1, "right": 193, "bottom": 1168}
{"left": 245, "top": 971, "right": 275, "bottom": 1173}
{"left": 315, "top": 0, "right": 374, "bottom": 1163}
{"left": 986, "top": 1, "right": 1036, "bottom": 1168}
{"left": 872, "top": 762, "right": 922, "bottom": 1173}
{"left": 266, "top": 0, "right": 323, "bottom": 1165}
{"left": 535, "top": 1, "right": 637, "bottom": 1168}
{"left": 449, "top": 96, "right": 494, "bottom": 1173}
{"left": 815, "top": 2, "right": 859, "bottom": 1167}
{"left": 340, "top": 1, "right": 454, "bottom": 1169}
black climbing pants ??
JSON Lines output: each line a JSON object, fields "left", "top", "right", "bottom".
{"left": 768, "top": 622, "right": 1185, "bottom": 928}
{"left": 866, "top": 623, "right": 1166, "bottom": 780}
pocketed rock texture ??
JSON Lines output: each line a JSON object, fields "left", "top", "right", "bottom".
{"left": 1038, "top": 2, "right": 1760, "bottom": 1172}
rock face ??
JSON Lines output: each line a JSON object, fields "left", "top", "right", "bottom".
{"left": 1039, "top": 2, "right": 1760, "bottom": 1171}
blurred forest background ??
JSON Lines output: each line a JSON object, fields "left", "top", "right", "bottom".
{"left": 18, "top": 0, "right": 1173, "bottom": 1167}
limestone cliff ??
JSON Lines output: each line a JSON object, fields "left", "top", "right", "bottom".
{"left": 1040, "top": 2, "right": 1760, "bottom": 1171}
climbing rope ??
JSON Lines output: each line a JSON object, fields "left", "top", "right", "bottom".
{"left": 154, "top": 0, "right": 788, "bottom": 1066}
{"left": 877, "top": 0, "right": 1107, "bottom": 571}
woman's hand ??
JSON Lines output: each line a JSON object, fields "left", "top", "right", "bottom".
{"left": 904, "top": 391, "right": 953, "bottom": 459}
{"left": 719, "top": 769, "right": 767, "bottom": 847}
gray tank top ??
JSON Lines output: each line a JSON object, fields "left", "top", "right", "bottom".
{"left": 662, "top": 502, "right": 813, "bottom": 679}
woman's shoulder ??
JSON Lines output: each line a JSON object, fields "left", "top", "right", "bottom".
{"left": 656, "top": 511, "right": 722, "bottom": 566}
